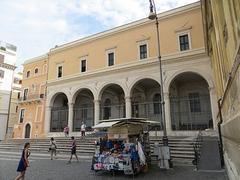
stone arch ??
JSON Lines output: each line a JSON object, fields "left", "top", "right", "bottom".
{"left": 129, "top": 76, "right": 160, "bottom": 95}
{"left": 97, "top": 82, "right": 127, "bottom": 100}
{"left": 72, "top": 86, "right": 96, "bottom": 103}
{"left": 47, "top": 90, "right": 71, "bottom": 107}
{"left": 166, "top": 69, "right": 213, "bottom": 93}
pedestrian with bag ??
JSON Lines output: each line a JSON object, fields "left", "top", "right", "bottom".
{"left": 68, "top": 136, "right": 79, "bottom": 163}
{"left": 49, "top": 137, "right": 57, "bottom": 160}
{"left": 15, "top": 142, "right": 31, "bottom": 180}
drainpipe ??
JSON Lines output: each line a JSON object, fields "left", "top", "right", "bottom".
{"left": 217, "top": 98, "right": 224, "bottom": 167}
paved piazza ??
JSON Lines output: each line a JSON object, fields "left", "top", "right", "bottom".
{"left": 0, "top": 151, "right": 228, "bottom": 180}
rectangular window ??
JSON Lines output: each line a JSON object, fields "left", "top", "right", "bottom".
{"left": 58, "top": 66, "right": 62, "bottom": 78}
{"left": 179, "top": 34, "right": 190, "bottom": 51}
{"left": 23, "top": 89, "right": 28, "bottom": 100}
{"left": 108, "top": 52, "right": 114, "bottom": 66}
{"left": 0, "top": 70, "right": 4, "bottom": 78}
{"left": 139, "top": 44, "right": 147, "bottom": 59}
{"left": 19, "top": 109, "right": 25, "bottom": 123}
{"left": 189, "top": 92, "right": 201, "bottom": 112}
{"left": 16, "top": 106, "right": 18, "bottom": 113}
{"left": 81, "top": 60, "right": 86, "bottom": 72}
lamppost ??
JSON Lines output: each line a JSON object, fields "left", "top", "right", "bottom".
{"left": 148, "top": 0, "right": 171, "bottom": 168}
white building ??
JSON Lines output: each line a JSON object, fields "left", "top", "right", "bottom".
{"left": 0, "top": 41, "right": 17, "bottom": 140}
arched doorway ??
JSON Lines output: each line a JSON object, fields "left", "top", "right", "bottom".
{"left": 50, "top": 93, "right": 68, "bottom": 132}
{"left": 100, "top": 84, "right": 125, "bottom": 120}
{"left": 73, "top": 89, "right": 94, "bottom": 131}
{"left": 169, "top": 72, "right": 213, "bottom": 130}
{"left": 25, "top": 124, "right": 31, "bottom": 138}
{"left": 131, "top": 78, "right": 163, "bottom": 130}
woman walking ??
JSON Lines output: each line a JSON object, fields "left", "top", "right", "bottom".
{"left": 15, "top": 142, "right": 31, "bottom": 180}
{"left": 49, "top": 137, "right": 57, "bottom": 160}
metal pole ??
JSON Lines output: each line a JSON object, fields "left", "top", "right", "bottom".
{"left": 151, "top": 0, "right": 168, "bottom": 146}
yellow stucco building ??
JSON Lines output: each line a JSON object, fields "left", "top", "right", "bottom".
{"left": 15, "top": 2, "right": 218, "bottom": 140}
{"left": 13, "top": 55, "right": 48, "bottom": 138}
{"left": 201, "top": 0, "right": 240, "bottom": 179}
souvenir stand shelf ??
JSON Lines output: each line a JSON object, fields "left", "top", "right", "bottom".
{"left": 91, "top": 118, "right": 152, "bottom": 175}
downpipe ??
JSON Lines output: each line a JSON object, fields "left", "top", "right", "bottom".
{"left": 217, "top": 98, "right": 224, "bottom": 167}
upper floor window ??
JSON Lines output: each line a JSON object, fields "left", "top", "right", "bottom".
{"left": 26, "top": 71, "right": 31, "bottom": 78}
{"left": 34, "top": 68, "right": 39, "bottom": 75}
{"left": 139, "top": 44, "right": 147, "bottom": 59}
{"left": 23, "top": 89, "right": 28, "bottom": 100}
{"left": 19, "top": 109, "right": 25, "bottom": 123}
{"left": 57, "top": 65, "right": 63, "bottom": 78}
{"left": 179, "top": 34, "right": 190, "bottom": 51}
{"left": 189, "top": 92, "right": 201, "bottom": 112}
{"left": 108, "top": 52, "right": 114, "bottom": 66}
{"left": 0, "top": 70, "right": 4, "bottom": 78}
{"left": 81, "top": 60, "right": 86, "bottom": 72}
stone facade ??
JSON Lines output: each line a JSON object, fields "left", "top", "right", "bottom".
{"left": 201, "top": 0, "right": 240, "bottom": 179}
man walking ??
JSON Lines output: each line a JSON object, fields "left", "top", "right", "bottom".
{"left": 68, "top": 136, "right": 79, "bottom": 163}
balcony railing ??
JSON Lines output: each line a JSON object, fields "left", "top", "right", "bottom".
{"left": 19, "top": 93, "right": 45, "bottom": 102}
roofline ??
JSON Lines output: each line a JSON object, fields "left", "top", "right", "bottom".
{"left": 50, "top": 1, "right": 200, "bottom": 53}
{"left": 23, "top": 54, "right": 48, "bottom": 65}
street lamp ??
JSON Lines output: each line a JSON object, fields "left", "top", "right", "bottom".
{"left": 148, "top": 0, "right": 171, "bottom": 168}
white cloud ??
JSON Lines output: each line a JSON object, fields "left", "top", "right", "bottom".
{"left": 0, "top": 0, "right": 199, "bottom": 70}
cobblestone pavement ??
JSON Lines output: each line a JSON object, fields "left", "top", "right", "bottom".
{"left": 0, "top": 152, "right": 228, "bottom": 180}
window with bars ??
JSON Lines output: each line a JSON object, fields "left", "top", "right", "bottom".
{"left": 188, "top": 92, "right": 201, "bottom": 112}
{"left": 139, "top": 44, "right": 147, "bottom": 59}
{"left": 179, "top": 34, "right": 190, "bottom": 51}
{"left": 108, "top": 52, "right": 114, "bottom": 66}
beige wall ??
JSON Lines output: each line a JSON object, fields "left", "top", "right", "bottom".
{"left": 202, "top": 0, "right": 240, "bottom": 179}
{"left": 13, "top": 57, "right": 48, "bottom": 138}
{"left": 48, "top": 6, "right": 204, "bottom": 80}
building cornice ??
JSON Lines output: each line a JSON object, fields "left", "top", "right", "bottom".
{"left": 23, "top": 54, "right": 48, "bottom": 65}
{"left": 50, "top": 2, "right": 201, "bottom": 54}
{"left": 47, "top": 47, "right": 207, "bottom": 87}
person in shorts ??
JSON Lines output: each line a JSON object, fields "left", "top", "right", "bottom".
{"left": 68, "top": 136, "right": 79, "bottom": 163}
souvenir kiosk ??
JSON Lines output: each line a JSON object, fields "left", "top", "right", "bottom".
{"left": 91, "top": 118, "right": 153, "bottom": 175}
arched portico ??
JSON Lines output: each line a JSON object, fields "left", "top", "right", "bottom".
{"left": 169, "top": 72, "right": 213, "bottom": 131}
{"left": 99, "top": 83, "right": 126, "bottom": 120}
{"left": 72, "top": 89, "right": 94, "bottom": 131}
{"left": 130, "top": 78, "right": 163, "bottom": 130}
{"left": 50, "top": 93, "right": 69, "bottom": 132}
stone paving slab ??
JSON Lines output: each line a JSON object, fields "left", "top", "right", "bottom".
{"left": 0, "top": 158, "right": 228, "bottom": 180}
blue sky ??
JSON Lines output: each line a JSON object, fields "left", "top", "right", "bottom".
{"left": 0, "top": 0, "right": 198, "bottom": 71}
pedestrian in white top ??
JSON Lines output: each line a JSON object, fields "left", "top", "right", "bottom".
{"left": 81, "top": 122, "right": 86, "bottom": 137}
